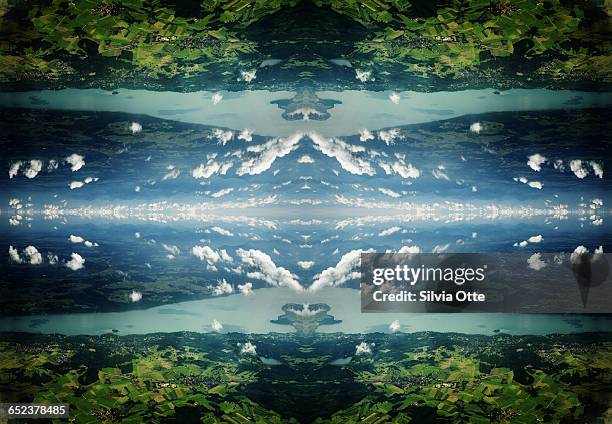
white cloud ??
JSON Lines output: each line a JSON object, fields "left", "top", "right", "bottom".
{"left": 212, "top": 92, "right": 223, "bottom": 105}
{"left": 162, "top": 244, "right": 180, "bottom": 256}
{"left": 469, "top": 122, "right": 482, "bottom": 134}
{"left": 192, "top": 159, "right": 233, "bottom": 179}
{"left": 527, "top": 181, "right": 543, "bottom": 189}
{"left": 130, "top": 290, "right": 143, "bottom": 302}
{"left": 432, "top": 169, "right": 450, "bottom": 181}
{"left": 310, "top": 133, "right": 375, "bottom": 176}
{"left": 211, "top": 188, "right": 234, "bottom": 198}
{"left": 311, "top": 249, "right": 374, "bottom": 291}
{"left": 23, "top": 245, "right": 42, "bottom": 265}
{"left": 69, "top": 235, "right": 85, "bottom": 243}
{"left": 355, "top": 342, "right": 372, "bottom": 355}
{"left": 527, "top": 153, "right": 547, "bottom": 172}
{"left": 8, "top": 246, "right": 22, "bottom": 263}
{"left": 527, "top": 253, "right": 547, "bottom": 270}
{"left": 211, "top": 279, "right": 233, "bottom": 296}
{"left": 238, "top": 128, "right": 253, "bottom": 142}
{"left": 398, "top": 245, "right": 421, "bottom": 254}
{"left": 297, "top": 261, "right": 315, "bottom": 269}
{"left": 359, "top": 129, "right": 374, "bottom": 142}
{"left": 239, "top": 69, "right": 257, "bottom": 82}
{"left": 432, "top": 244, "right": 451, "bottom": 253}
{"left": 355, "top": 69, "right": 372, "bottom": 82}
{"left": 24, "top": 160, "right": 43, "bottom": 179}
{"left": 65, "top": 153, "right": 85, "bottom": 172}
{"left": 297, "top": 155, "right": 315, "bottom": 164}
{"left": 130, "top": 122, "right": 142, "bottom": 134}
{"left": 240, "top": 341, "right": 257, "bottom": 355}
{"left": 378, "top": 187, "right": 401, "bottom": 198}
{"left": 211, "top": 319, "right": 223, "bottom": 332}
{"left": 65, "top": 252, "right": 85, "bottom": 270}
{"left": 69, "top": 181, "right": 85, "bottom": 190}
{"left": 211, "top": 226, "right": 234, "bottom": 237}
{"left": 9, "top": 161, "right": 22, "bottom": 179}
{"left": 527, "top": 235, "right": 543, "bottom": 243}
{"left": 212, "top": 129, "right": 234, "bottom": 145}
{"left": 378, "top": 129, "right": 399, "bottom": 145}
{"left": 162, "top": 168, "right": 180, "bottom": 181}
{"left": 389, "top": 320, "right": 400, "bottom": 333}
{"left": 379, "top": 226, "right": 400, "bottom": 237}
{"left": 236, "top": 248, "right": 302, "bottom": 291}
{"left": 570, "top": 245, "right": 589, "bottom": 264}
{"left": 389, "top": 92, "right": 400, "bottom": 104}
{"left": 570, "top": 160, "right": 588, "bottom": 179}
{"left": 237, "top": 133, "right": 303, "bottom": 176}
{"left": 238, "top": 282, "right": 253, "bottom": 296}
{"left": 379, "top": 160, "right": 420, "bottom": 179}
{"left": 590, "top": 161, "right": 603, "bottom": 178}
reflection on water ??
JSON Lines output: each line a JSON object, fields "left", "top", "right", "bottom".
{"left": 1, "top": 287, "right": 610, "bottom": 336}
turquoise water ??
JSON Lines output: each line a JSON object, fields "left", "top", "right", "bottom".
{"left": 1, "top": 88, "right": 610, "bottom": 136}
{"left": 0, "top": 287, "right": 608, "bottom": 336}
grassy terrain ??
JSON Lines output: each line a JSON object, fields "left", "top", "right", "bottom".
{"left": 0, "top": 331, "right": 610, "bottom": 422}
{"left": 0, "top": 0, "right": 610, "bottom": 91}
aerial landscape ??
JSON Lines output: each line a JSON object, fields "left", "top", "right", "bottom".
{"left": 1, "top": 0, "right": 610, "bottom": 422}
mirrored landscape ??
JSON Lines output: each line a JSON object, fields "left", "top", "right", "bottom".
{"left": 1, "top": 0, "right": 611, "bottom": 422}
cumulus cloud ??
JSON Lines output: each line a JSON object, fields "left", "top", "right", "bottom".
{"left": 212, "top": 92, "right": 223, "bottom": 105}
{"left": 527, "top": 253, "right": 547, "bottom": 271}
{"left": 65, "top": 252, "right": 85, "bottom": 270}
{"left": 211, "top": 188, "right": 234, "bottom": 198}
{"left": 192, "top": 245, "right": 232, "bottom": 270}
{"left": 310, "top": 133, "right": 375, "bottom": 176}
{"left": 240, "top": 341, "right": 257, "bottom": 355}
{"left": 192, "top": 158, "right": 233, "bottom": 179}
{"left": 69, "top": 181, "right": 85, "bottom": 190}
{"left": 69, "top": 235, "right": 85, "bottom": 243}
{"left": 212, "top": 129, "right": 234, "bottom": 146}
{"left": 378, "top": 129, "right": 399, "bottom": 145}
{"left": 355, "top": 69, "right": 372, "bottom": 82}
{"left": 24, "top": 160, "right": 43, "bottom": 179}
{"left": 527, "top": 154, "right": 546, "bottom": 172}
{"left": 237, "top": 133, "right": 303, "bottom": 176}
{"left": 297, "top": 261, "right": 314, "bottom": 270}
{"left": 389, "top": 320, "right": 400, "bottom": 333}
{"left": 210, "top": 226, "right": 234, "bottom": 237}
{"left": 527, "top": 235, "right": 543, "bottom": 243}
{"left": 311, "top": 248, "right": 374, "bottom": 291}
{"left": 239, "top": 69, "right": 257, "bottom": 82}
{"left": 130, "top": 290, "right": 142, "bottom": 302}
{"left": 8, "top": 246, "right": 22, "bottom": 263}
{"left": 9, "top": 161, "right": 21, "bottom": 179}
{"left": 389, "top": 92, "right": 400, "bottom": 104}
{"left": 398, "top": 245, "right": 421, "bottom": 254}
{"left": 355, "top": 342, "right": 372, "bottom": 355}
{"left": 527, "top": 181, "right": 543, "bottom": 189}
{"left": 469, "top": 122, "right": 482, "bottom": 134}
{"left": 570, "top": 160, "right": 588, "bottom": 179}
{"left": 378, "top": 187, "right": 401, "bottom": 198}
{"left": 379, "top": 159, "right": 420, "bottom": 179}
{"left": 238, "top": 282, "right": 253, "bottom": 296}
{"left": 24, "top": 246, "right": 42, "bottom": 265}
{"left": 590, "top": 161, "right": 603, "bottom": 178}
{"left": 359, "top": 129, "right": 374, "bottom": 142}
{"left": 238, "top": 128, "right": 253, "bottom": 142}
{"left": 236, "top": 248, "right": 302, "bottom": 291}
{"left": 211, "top": 319, "right": 223, "bottom": 332}
{"left": 297, "top": 155, "right": 315, "bottom": 164}
{"left": 211, "top": 279, "right": 233, "bottom": 296}
{"left": 65, "top": 153, "right": 85, "bottom": 172}
{"left": 130, "top": 122, "right": 142, "bottom": 134}
{"left": 379, "top": 226, "right": 401, "bottom": 237}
